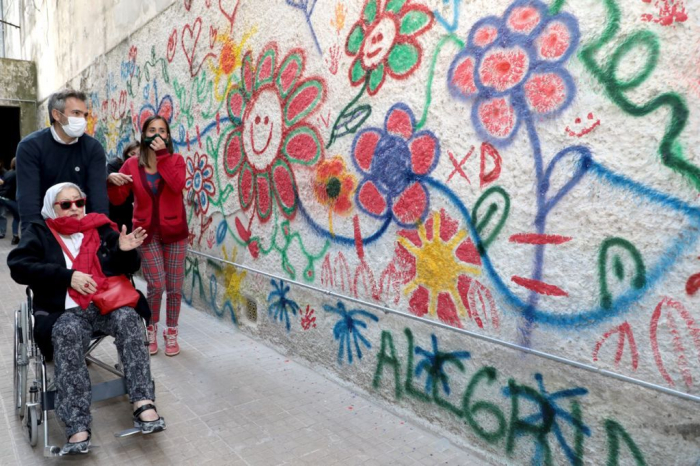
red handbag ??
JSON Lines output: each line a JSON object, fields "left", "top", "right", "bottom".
{"left": 48, "top": 226, "right": 139, "bottom": 315}
{"left": 92, "top": 275, "right": 140, "bottom": 315}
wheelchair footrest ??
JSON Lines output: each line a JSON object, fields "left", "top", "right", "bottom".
{"left": 114, "top": 428, "right": 141, "bottom": 438}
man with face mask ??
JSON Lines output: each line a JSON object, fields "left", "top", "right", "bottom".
{"left": 15, "top": 89, "right": 109, "bottom": 226}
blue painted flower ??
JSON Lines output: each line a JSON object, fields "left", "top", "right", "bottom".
{"left": 323, "top": 301, "right": 378, "bottom": 365}
{"left": 502, "top": 373, "right": 591, "bottom": 465}
{"left": 447, "top": 0, "right": 579, "bottom": 146}
{"left": 352, "top": 103, "right": 440, "bottom": 227}
{"left": 267, "top": 279, "right": 300, "bottom": 332}
{"left": 415, "top": 334, "right": 471, "bottom": 396}
{"left": 185, "top": 152, "right": 216, "bottom": 214}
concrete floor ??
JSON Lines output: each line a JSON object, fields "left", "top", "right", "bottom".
{"left": 0, "top": 230, "right": 486, "bottom": 465}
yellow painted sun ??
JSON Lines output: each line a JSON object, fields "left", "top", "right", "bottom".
{"left": 208, "top": 27, "right": 257, "bottom": 102}
{"left": 398, "top": 212, "right": 480, "bottom": 317}
{"left": 221, "top": 246, "right": 247, "bottom": 305}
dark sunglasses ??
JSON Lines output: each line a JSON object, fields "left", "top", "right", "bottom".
{"left": 54, "top": 198, "right": 86, "bottom": 210}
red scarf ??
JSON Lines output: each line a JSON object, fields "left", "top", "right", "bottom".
{"left": 46, "top": 213, "right": 118, "bottom": 310}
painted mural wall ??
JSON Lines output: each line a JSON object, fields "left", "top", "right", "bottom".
{"left": 13, "top": 0, "right": 700, "bottom": 463}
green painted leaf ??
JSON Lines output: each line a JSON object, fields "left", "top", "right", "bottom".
{"left": 368, "top": 63, "right": 385, "bottom": 94}
{"left": 347, "top": 24, "right": 365, "bottom": 55}
{"left": 364, "top": 0, "right": 378, "bottom": 24}
{"left": 387, "top": 42, "right": 419, "bottom": 76}
{"left": 350, "top": 58, "right": 366, "bottom": 84}
{"left": 400, "top": 9, "right": 430, "bottom": 36}
{"left": 386, "top": 0, "right": 407, "bottom": 14}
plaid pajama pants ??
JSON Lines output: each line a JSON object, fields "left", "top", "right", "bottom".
{"left": 139, "top": 233, "right": 187, "bottom": 327}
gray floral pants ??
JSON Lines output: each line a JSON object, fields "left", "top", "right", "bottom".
{"left": 52, "top": 304, "right": 154, "bottom": 438}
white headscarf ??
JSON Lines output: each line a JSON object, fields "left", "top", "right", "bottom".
{"left": 41, "top": 182, "right": 86, "bottom": 220}
{"left": 42, "top": 182, "right": 86, "bottom": 311}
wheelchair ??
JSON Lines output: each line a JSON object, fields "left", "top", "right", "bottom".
{"left": 13, "top": 286, "right": 153, "bottom": 457}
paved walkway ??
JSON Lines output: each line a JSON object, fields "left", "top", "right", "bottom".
{"left": 0, "top": 229, "right": 486, "bottom": 465}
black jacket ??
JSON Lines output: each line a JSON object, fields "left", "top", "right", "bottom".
{"left": 0, "top": 170, "right": 17, "bottom": 200}
{"left": 7, "top": 220, "right": 141, "bottom": 358}
{"left": 16, "top": 128, "right": 108, "bottom": 226}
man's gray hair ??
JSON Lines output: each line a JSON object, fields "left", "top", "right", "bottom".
{"left": 47, "top": 89, "right": 87, "bottom": 124}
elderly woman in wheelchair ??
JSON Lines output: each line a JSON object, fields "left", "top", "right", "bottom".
{"left": 8, "top": 182, "right": 165, "bottom": 455}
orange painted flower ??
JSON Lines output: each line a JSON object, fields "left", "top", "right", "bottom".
{"left": 314, "top": 157, "right": 355, "bottom": 215}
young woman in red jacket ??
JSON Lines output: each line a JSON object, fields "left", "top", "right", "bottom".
{"left": 108, "top": 115, "right": 188, "bottom": 356}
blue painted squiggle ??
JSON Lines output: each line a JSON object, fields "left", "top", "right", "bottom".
{"left": 296, "top": 196, "right": 392, "bottom": 247}
{"left": 434, "top": 0, "right": 461, "bottom": 33}
{"left": 286, "top": 0, "right": 321, "bottom": 55}
{"left": 425, "top": 165, "right": 700, "bottom": 328}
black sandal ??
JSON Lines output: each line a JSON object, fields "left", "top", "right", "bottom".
{"left": 133, "top": 404, "right": 166, "bottom": 434}
{"left": 59, "top": 431, "right": 91, "bottom": 456}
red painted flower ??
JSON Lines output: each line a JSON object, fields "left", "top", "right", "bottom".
{"left": 224, "top": 43, "right": 326, "bottom": 222}
{"left": 397, "top": 209, "right": 498, "bottom": 329}
{"left": 352, "top": 103, "right": 439, "bottom": 227}
{"left": 345, "top": 0, "right": 434, "bottom": 95}
{"left": 448, "top": 0, "right": 579, "bottom": 145}
{"left": 314, "top": 157, "right": 356, "bottom": 215}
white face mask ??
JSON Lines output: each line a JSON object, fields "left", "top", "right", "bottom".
{"left": 59, "top": 113, "right": 87, "bottom": 138}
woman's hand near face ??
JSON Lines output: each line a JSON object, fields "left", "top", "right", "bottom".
{"left": 71, "top": 271, "right": 98, "bottom": 295}
{"left": 150, "top": 136, "right": 167, "bottom": 153}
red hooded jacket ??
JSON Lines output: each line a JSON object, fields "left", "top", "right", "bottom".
{"left": 108, "top": 149, "right": 188, "bottom": 244}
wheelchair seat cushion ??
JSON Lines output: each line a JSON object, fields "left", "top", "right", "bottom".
{"left": 33, "top": 312, "right": 62, "bottom": 361}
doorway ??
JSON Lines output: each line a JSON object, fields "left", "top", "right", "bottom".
{"left": 0, "top": 106, "right": 21, "bottom": 170}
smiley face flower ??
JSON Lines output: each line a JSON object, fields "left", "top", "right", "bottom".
{"left": 224, "top": 43, "right": 326, "bottom": 222}
{"left": 345, "top": 0, "right": 434, "bottom": 95}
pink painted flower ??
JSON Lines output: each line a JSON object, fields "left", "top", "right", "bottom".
{"left": 352, "top": 103, "right": 439, "bottom": 227}
{"left": 524, "top": 73, "right": 567, "bottom": 114}
{"left": 223, "top": 43, "right": 326, "bottom": 222}
{"left": 479, "top": 47, "right": 529, "bottom": 92}
{"left": 477, "top": 98, "right": 517, "bottom": 139}
{"left": 448, "top": 0, "right": 579, "bottom": 146}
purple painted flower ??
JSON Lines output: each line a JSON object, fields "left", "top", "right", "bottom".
{"left": 352, "top": 103, "right": 439, "bottom": 227}
{"left": 447, "top": 0, "right": 580, "bottom": 146}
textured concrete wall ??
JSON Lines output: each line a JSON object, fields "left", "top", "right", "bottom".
{"left": 0, "top": 58, "right": 37, "bottom": 137}
{"left": 2, "top": 0, "right": 175, "bottom": 101}
{"left": 12, "top": 0, "right": 700, "bottom": 463}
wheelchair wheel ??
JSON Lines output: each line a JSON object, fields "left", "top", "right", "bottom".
{"left": 25, "top": 405, "right": 38, "bottom": 447}
{"left": 14, "top": 309, "right": 28, "bottom": 419}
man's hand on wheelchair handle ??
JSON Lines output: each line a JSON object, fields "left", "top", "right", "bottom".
{"left": 107, "top": 173, "right": 133, "bottom": 186}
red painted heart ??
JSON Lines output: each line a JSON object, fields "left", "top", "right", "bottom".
{"left": 209, "top": 25, "right": 217, "bottom": 49}
{"left": 181, "top": 18, "right": 202, "bottom": 70}
{"left": 166, "top": 29, "right": 177, "bottom": 62}
{"left": 181, "top": 17, "right": 216, "bottom": 76}
{"left": 219, "top": 0, "right": 240, "bottom": 33}
{"left": 184, "top": 0, "right": 192, "bottom": 11}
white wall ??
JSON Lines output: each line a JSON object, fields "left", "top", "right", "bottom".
{"left": 10, "top": 0, "right": 700, "bottom": 463}
{"left": 3, "top": 0, "right": 175, "bottom": 100}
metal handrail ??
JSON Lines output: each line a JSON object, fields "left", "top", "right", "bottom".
{"left": 187, "top": 248, "right": 700, "bottom": 404}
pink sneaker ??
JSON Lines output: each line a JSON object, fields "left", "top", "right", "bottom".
{"left": 147, "top": 325, "right": 158, "bottom": 355}
{"left": 163, "top": 327, "right": 180, "bottom": 357}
